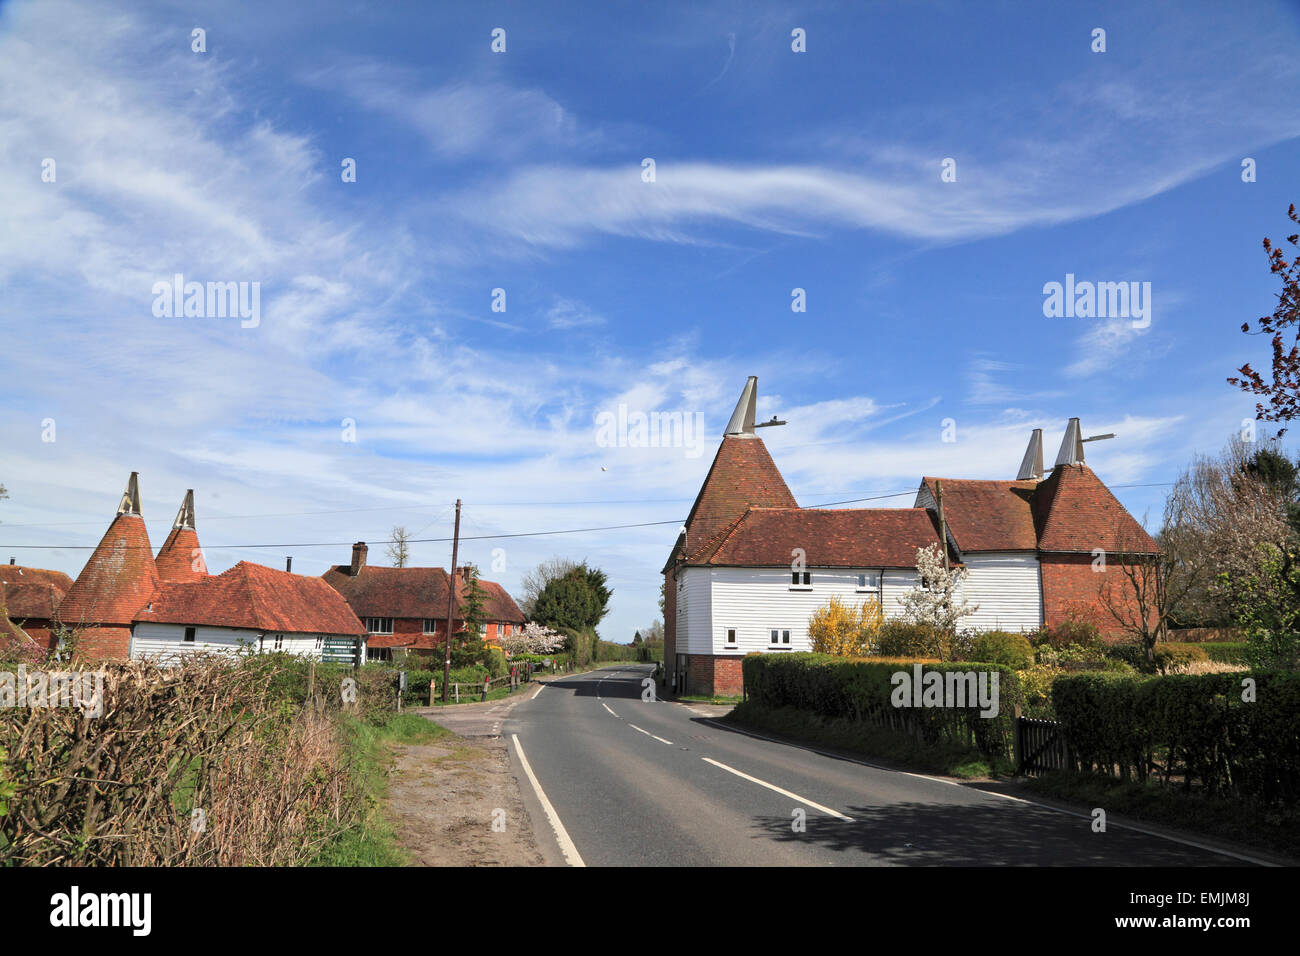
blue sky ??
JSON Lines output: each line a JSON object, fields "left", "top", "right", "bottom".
{"left": 2, "top": 0, "right": 1300, "bottom": 643}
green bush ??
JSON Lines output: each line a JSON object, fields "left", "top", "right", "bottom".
{"left": 1152, "top": 643, "right": 1209, "bottom": 674}
{"left": 874, "top": 620, "right": 948, "bottom": 658}
{"left": 968, "top": 631, "right": 1033, "bottom": 669}
{"left": 1051, "top": 671, "right": 1300, "bottom": 808}
{"left": 742, "top": 653, "right": 1024, "bottom": 762}
{"left": 1029, "top": 620, "right": 1102, "bottom": 650}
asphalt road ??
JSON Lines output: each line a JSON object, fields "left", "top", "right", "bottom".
{"left": 504, "top": 663, "right": 1260, "bottom": 867}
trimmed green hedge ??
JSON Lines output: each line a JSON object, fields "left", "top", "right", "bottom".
{"left": 1163, "top": 641, "right": 1249, "bottom": 665}
{"left": 1051, "top": 671, "right": 1300, "bottom": 808}
{"left": 742, "top": 653, "right": 1024, "bottom": 761}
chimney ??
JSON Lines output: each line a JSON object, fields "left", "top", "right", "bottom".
{"left": 457, "top": 566, "right": 470, "bottom": 583}
{"left": 285, "top": 556, "right": 293, "bottom": 573}
{"left": 350, "top": 542, "right": 368, "bottom": 576}
{"left": 8, "top": 557, "right": 14, "bottom": 565}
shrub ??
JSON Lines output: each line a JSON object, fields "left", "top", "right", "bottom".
{"left": 1152, "top": 643, "right": 1209, "bottom": 674}
{"left": 1051, "top": 671, "right": 1300, "bottom": 808}
{"left": 875, "top": 620, "right": 948, "bottom": 658}
{"left": 742, "top": 653, "right": 1023, "bottom": 762}
{"left": 1029, "top": 619, "right": 1102, "bottom": 651}
{"left": 968, "top": 631, "right": 1033, "bottom": 669}
{"left": 809, "top": 596, "right": 883, "bottom": 656}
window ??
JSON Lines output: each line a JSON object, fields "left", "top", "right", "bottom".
{"left": 365, "top": 617, "right": 393, "bottom": 634}
{"left": 183, "top": 626, "right": 196, "bottom": 643}
{"left": 273, "top": 634, "right": 284, "bottom": 650}
{"left": 725, "top": 628, "right": 737, "bottom": 646}
{"left": 770, "top": 629, "right": 779, "bottom": 645}
{"left": 856, "top": 571, "right": 881, "bottom": 593}
{"left": 315, "top": 635, "right": 323, "bottom": 649}
{"left": 366, "top": 646, "right": 392, "bottom": 662}
{"left": 782, "top": 630, "right": 791, "bottom": 644}
{"left": 768, "top": 629, "right": 792, "bottom": 646}
{"left": 790, "top": 571, "right": 811, "bottom": 588}
{"left": 423, "top": 619, "right": 439, "bottom": 634}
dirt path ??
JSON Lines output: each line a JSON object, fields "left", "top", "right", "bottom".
{"left": 386, "top": 730, "right": 545, "bottom": 867}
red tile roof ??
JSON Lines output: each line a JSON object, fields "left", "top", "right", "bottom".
{"left": 136, "top": 561, "right": 365, "bottom": 636}
{"left": 58, "top": 514, "right": 161, "bottom": 627}
{"left": 320, "top": 564, "right": 525, "bottom": 625}
{"left": 0, "top": 565, "right": 73, "bottom": 620}
{"left": 155, "top": 527, "right": 207, "bottom": 583}
{"left": 684, "top": 436, "right": 798, "bottom": 561}
{"left": 918, "top": 477, "right": 1040, "bottom": 552}
{"left": 695, "top": 506, "right": 950, "bottom": 568}
{"left": 1032, "top": 464, "right": 1158, "bottom": 553}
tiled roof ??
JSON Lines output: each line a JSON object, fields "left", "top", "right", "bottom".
{"left": 155, "top": 527, "right": 207, "bottom": 583}
{"left": 918, "top": 478, "right": 1040, "bottom": 552}
{"left": 683, "top": 436, "right": 798, "bottom": 561}
{"left": 136, "top": 561, "right": 365, "bottom": 636}
{"left": 0, "top": 565, "right": 73, "bottom": 620}
{"left": 58, "top": 514, "right": 161, "bottom": 627}
{"left": 321, "top": 565, "right": 525, "bottom": 624}
{"left": 1032, "top": 464, "right": 1158, "bottom": 553}
{"left": 695, "top": 507, "right": 950, "bottom": 568}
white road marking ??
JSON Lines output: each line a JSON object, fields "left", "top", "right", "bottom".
{"left": 701, "top": 757, "right": 853, "bottom": 822}
{"left": 627, "top": 723, "right": 674, "bottom": 746}
{"left": 511, "top": 734, "right": 585, "bottom": 868}
{"left": 698, "top": 717, "right": 1279, "bottom": 866}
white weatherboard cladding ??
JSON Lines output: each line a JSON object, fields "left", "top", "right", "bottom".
{"left": 956, "top": 552, "right": 1043, "bottom": 633}
{"left": 698, "top": 566, "right": 921, "bottom": 655}
{"left": 130, "top": 623, "right": 332, "bottom": 662}
{"left": 677, "top": 569, "right": 714, "bottom": 654}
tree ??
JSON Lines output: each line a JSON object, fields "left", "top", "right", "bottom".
{"left": 631, "top": 631, "right": 643, "bottom": 646}
{"left": 518, "top": 556, "right": 582, "bottom": 618}
{"left": 455, "top": 565, "right": 488, "bottom": 639}
{"left": 1097, "top": 517, "right": 1173, "bottom": 662}
{"left": 1229, "top": 203, "right": 1300, "bottom": 434}
{"left": 500, "top": 621, "right": 566, "bottom": 656}
{"left": 899, "top": 543, "right": 978, "bottom": 634}
{"left": 530, "top": 563, "right": 612, "bottom": 631}
{"left": 808, "top": 596, "right": 882, "bottom": 656}
{"left": 385, "top": 526, "right": 411, "bottom": 567}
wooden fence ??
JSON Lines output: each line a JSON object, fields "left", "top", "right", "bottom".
{"left": 1014, "top": 717, "right": 1072, "bottom": 775}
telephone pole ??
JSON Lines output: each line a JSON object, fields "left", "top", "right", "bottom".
{"left": 441, "top": 499, "right": 461, "bottom": 704}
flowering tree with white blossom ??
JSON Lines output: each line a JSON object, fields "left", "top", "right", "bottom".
{"left": 900, "top": 543, "right": 978, "bottom": 634}
{"left": 501, "top": 621, "right": 566, "bottom": 656}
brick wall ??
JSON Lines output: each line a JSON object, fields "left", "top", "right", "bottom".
{"left": 76, "top": 626, "right": 132, "bottom": 660}
{"left": 686, "top": 654, "right": 744, "bottom": 697}
{"left": 1040, "top": 553, "right": 1154, "bottom": 640}
{"left": 663, "top": 569, "right": 677, "bottom": 687}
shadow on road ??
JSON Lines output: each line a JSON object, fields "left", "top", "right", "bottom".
{"left": 748, "top": 799, "right": 1237, "bottom": 866}
{"left": 539, "top": 665, "right": 655, "bottom": 701}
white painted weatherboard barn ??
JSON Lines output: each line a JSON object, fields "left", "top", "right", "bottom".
{"left": 662, "top": 378, "right": 1159, "bottom": 697}
{"left": 130, "top": 561, "right": 366, "bottom": 663}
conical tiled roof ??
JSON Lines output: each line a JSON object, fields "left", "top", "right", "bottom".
{"left": 683, "top": 435, "right": 798, "bottom": 562}
{"left": 58, "top": 474, "right": 160, "bottom": 627}
{"left": 1031, "top": 463, "right": 1157, "bottom": 553}
{"left": 156, "top": 490, "right": 206, "bottom": 583}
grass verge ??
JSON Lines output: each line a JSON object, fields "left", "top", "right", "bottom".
{"left": 310, "top": 713, "right": 449, "bottom": 866}
{"left": 1020, "top": 771, "right": 1300, "bottom": 858}
{"left": 725, "top": 701, "right": 1009, "bottom": 779}
{"left": 677, "top": 693, "right": 744, "bottom": 705}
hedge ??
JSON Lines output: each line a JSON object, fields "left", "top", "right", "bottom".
{"left": 742, "top": 653, "right": 1024, "bottom": 761}
{"left": 1051, "top": 671, "right": 1300, "bottom": 808}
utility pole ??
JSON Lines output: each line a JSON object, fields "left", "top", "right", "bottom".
{"left": 441, "top": 499, "right": 462, "bottom": 704}
{"left": 935, "top": 480, "right": 950, "bottom": 574}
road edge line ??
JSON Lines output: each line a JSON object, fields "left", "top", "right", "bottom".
{"left": 510, "top": 733, "right": 585, "bottom": 867}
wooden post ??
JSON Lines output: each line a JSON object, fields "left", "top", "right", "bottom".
{"left": 935, "top": 480, "right": 950, "bottom": 574}
{"left": 430, "top": 680, "right": 436, "bottom": 706}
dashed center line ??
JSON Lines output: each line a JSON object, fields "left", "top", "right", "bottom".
{"left": 702, "top": 757, "right": 854, "bottom": 822}
{"left": 627, "top": 723, "right": 674, "bottom": 745}
{"left": 601, "top": 702, "right": 618, "bottom": 718}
